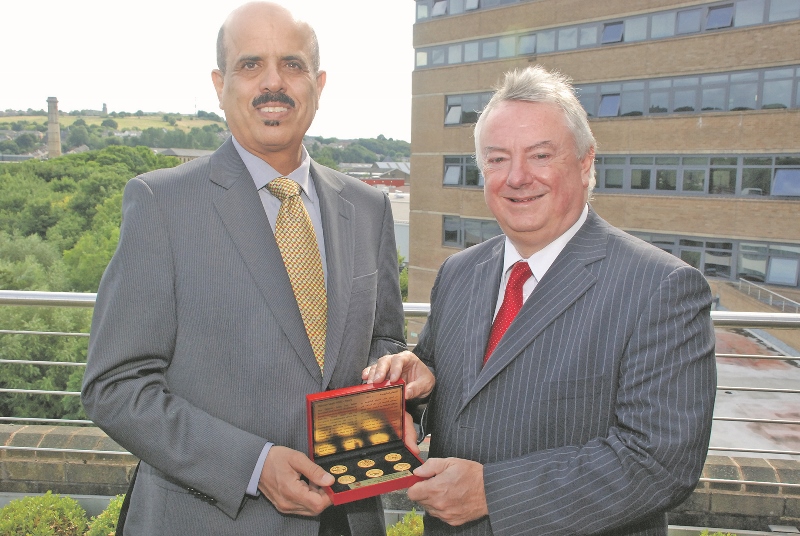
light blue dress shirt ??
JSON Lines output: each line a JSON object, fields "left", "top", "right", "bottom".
{"left": 231, "top": 136, "right": 328, "bottom": 496}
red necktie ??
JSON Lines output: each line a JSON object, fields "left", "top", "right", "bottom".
{"left": 483, "top": 261, "right": 532, "bottom": 365}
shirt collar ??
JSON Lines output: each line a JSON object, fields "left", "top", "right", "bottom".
{"left": 231, "top": 136, "right": 315, "bottom": 201}
{"left": 502, "top": 204, "right": 589, "bottom": 282}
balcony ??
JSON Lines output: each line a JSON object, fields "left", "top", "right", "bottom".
{"left": 2, "top": 290, "right": 800, "bottom": 531}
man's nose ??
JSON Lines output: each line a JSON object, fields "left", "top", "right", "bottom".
{"left": 505, "top": 156, "right": 532, "bottom": 188}
{"left": 259, "top": 62, "right": 285, "bottom": 93}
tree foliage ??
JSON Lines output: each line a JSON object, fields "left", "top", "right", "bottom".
{"left": 0, "top": 146, "right": 178, "bottom": 421}
{"left": 307, "top": 135, "right": 410, "bottom": 164}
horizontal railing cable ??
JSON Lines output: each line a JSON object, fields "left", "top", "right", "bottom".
{"left": 2, "top": 290, "right": 800, "bottom": 486}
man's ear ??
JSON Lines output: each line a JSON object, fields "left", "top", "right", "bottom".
{"left": 211, "top": 70, "right": 225, "bottom": 110}
{"left": 314, "top": 70, "right": 327, "bottom": 108}
{"left": 580, "top": 147, "right": 595, "bottom": 187}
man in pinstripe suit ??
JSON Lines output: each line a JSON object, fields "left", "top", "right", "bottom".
{"left": 365, "top": 66, "right": 716, "bottom": 535}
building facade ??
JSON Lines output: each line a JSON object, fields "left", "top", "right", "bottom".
{"left": 408, "top": 0, "right": 800, "bottom": 341}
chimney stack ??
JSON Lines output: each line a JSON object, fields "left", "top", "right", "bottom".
{"left": 46, "top": 97, "right": 61, "bottom": 158}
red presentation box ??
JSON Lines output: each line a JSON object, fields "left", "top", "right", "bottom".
{"left": 306, "top": 380, "right": 425, "bottom": 505}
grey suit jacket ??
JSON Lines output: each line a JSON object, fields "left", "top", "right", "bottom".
{"left": 414, "top": 209, "right": 716, "bottom": 536}
{"left": 81, "top": 138, "right": 406, "bottom": 535}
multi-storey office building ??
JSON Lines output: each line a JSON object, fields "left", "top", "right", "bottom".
{"left": 408, "top": 0, "right": 800, "bottom": 341}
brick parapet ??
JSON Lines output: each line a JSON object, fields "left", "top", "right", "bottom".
{"left": 0, "top": 424, "right": 136, "bottom": 497}
{"left": 3, "top": 425, "right": 800, "bottom": 530}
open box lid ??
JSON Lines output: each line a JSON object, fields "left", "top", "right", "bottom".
{"left": 307, "top": 380, "right": 405, "bottom": 462}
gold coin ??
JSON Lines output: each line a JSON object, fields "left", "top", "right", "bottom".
{"left": 316, "top": 443, "right": 337, "bottom": 456}
{"left": 393, "top": 462, "right": 411, "bottom": 472}
{"left": 342, "top": 438, "right": 365, "bottom": 451}
{"left": 361, "top": 417, "right": 383, "bottom": 431}
{"left": 337, "top": 475, "right": 356, "bottom": 485}
{"left": 334, "top": 423, "right": 357, "bottom": 437}
{"left": 365, "top": 469, "right": 384, "bottom": 478}
{"left": 329, "top": 465, "right": 348, "bottom": 475}
{"left": 357, "top": 459, "right": 375, "bottom": 468}
{"left": 384, "top": 453, "right": 402, "bottom": 462}
{"left": 369, "top": 432, "right": 390, "bottom": 445}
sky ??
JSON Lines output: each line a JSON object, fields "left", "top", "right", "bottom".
{"left": 3, "top": 0, "right": 415, "bottom": 141}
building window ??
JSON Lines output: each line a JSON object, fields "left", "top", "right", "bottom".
{"left": 601, "top": 22, "right": 624, "bottom": 43}
{"left": 598, "top": 94, "right": 621, "bottom": 117}
{"left": 595, "top": 153, "right": 800, "bottom": 198}
{"left": 443, "top": 156, "right": 483, "bottom": 187}
{"left": 629, "top": 234, "right": 800, "bottom": 288}
{"left": 518, "top": 34, "right": 536, "bottom": 54}
{"left": 707, "top": 4, "right": 735, "bottom": 28}
{"left": 576, "top": 65, "right": 800, "bottom": 118}
{"left": 773, "top": 168, "right": 800, "bottom": 196}
{"left": 735, "top": 0, "right": 766, "bottom": 26}
{"left": 769, "top": 0, "right": 800, "bottom": 21}
{"left": 677, "top": 8, "right": 704, "bottom": 33}
{"left": 416, "top": 1, "right": 800, "bottom": 65}
{"left": 431, "top": 1, "right": 448, "bottom": 17}
{"left": 442, "top": 216, "right": 503, "bottom": 249}
{"left": 444, "top": 92, "right": 492, "bottom": 125}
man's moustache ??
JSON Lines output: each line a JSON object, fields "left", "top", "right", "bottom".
{"left": 252, "top": 92, "right": 295, "bottom": 108}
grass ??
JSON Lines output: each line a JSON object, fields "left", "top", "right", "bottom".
{"left": 0, "top": 114, "right": 225, "bottom": 133}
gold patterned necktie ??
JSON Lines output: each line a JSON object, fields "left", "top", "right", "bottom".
{"left": 266, "top": 177, "right": 327, "bottom": 374}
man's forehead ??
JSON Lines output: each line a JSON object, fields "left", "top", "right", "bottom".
{"left": 224, "top": 7, "right": 312, "bottom": 51}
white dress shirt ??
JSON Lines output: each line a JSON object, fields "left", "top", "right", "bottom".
{"left": 493, "top": 204, "right": 589, "bottom": 320}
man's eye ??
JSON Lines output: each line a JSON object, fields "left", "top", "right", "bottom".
{"left": 286, "top": 61, "right": 303, "bottom": 70}
{"left": 243, "top": 62, "right": 257, "bottom": 70}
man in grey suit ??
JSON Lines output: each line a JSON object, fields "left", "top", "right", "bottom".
{"left": 81, "top": 3, "right": 406, "bottom": 535}
{"left": 365, "top": 66, "right": 716, "bottom": 535}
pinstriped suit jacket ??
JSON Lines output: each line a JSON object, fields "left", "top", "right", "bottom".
{"left": 415, "top": 208, "right": 716, "bottom": 536}
{"left": 81, "top": 138, "right": 405, "bottom": 535}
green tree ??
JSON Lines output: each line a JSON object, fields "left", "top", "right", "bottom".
{"left": 63, "top": 192, "right": 122, "bottom": 291}
{"left": 15, "top": 133, "right": 37, "bottom": 152}
{"left": 0, "top": 232, "right": 91, "bottom": 420}
{"left": 65, "top": 125, "right": 89, "bottom": 149}
{"left": 0, "top": 139, "right": 20, "bottom": 154}
{"left": 101, "top": 118, "right": 118, "bottom": 129}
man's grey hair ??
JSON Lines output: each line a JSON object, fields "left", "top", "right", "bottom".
{"left": 474, "top": 66, "right": 597, "bottom": 192}
{"left": 216, "top": 15, "right": 321, "bottom": 75}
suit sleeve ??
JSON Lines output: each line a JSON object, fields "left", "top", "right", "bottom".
{"left": 367, "top": 194, "right": 407, "bottom": 361}
{"left": 483, "top": 265, "right": 716, "bottom": 535}
{"left": 81, "top": 178, "right": 266, "bottom": 519}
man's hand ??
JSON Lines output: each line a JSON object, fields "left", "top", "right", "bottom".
{"left": 361, "top": 350, "right": 435, "bottom": 400}
{"left": 258, "top": 445, "right": 333, "bottom": 516}
{"left": 403, "top": 411, "right": 421, "bottom": 456}
{"left": 407, "top": 457, "right": 488, "bottom": 526}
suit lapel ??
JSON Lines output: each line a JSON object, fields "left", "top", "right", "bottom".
{"left": 461, "top": 240, "right": 505, "bottom": 406}
{"left": 310, "top": 162, "right": 354, "bottom": 389}
{"left": 461, "top": 210, "right": 609, "bottom": 411}
{"left": 209, "top": 140, "right": 321, "bottom": 382}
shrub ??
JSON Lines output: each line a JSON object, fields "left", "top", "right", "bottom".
{"left": 0, "top": 491, "right": 87, "bottom": 536}
{"left": 85, "top": 494, "right": 124, "bottom": 536}
{"left": 387, "top": 509, "right": 423, "bottom": 536}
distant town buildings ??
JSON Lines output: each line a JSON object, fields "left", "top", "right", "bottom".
{"left": 153, "top": 148, "right": 215, "bottom": 163}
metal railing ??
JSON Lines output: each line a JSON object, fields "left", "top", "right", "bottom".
{"left": 737, "top": 277, "right": 800, "bottom": 314}
{"left": 2, "top": 290, "right": 800, "bottom": 467}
